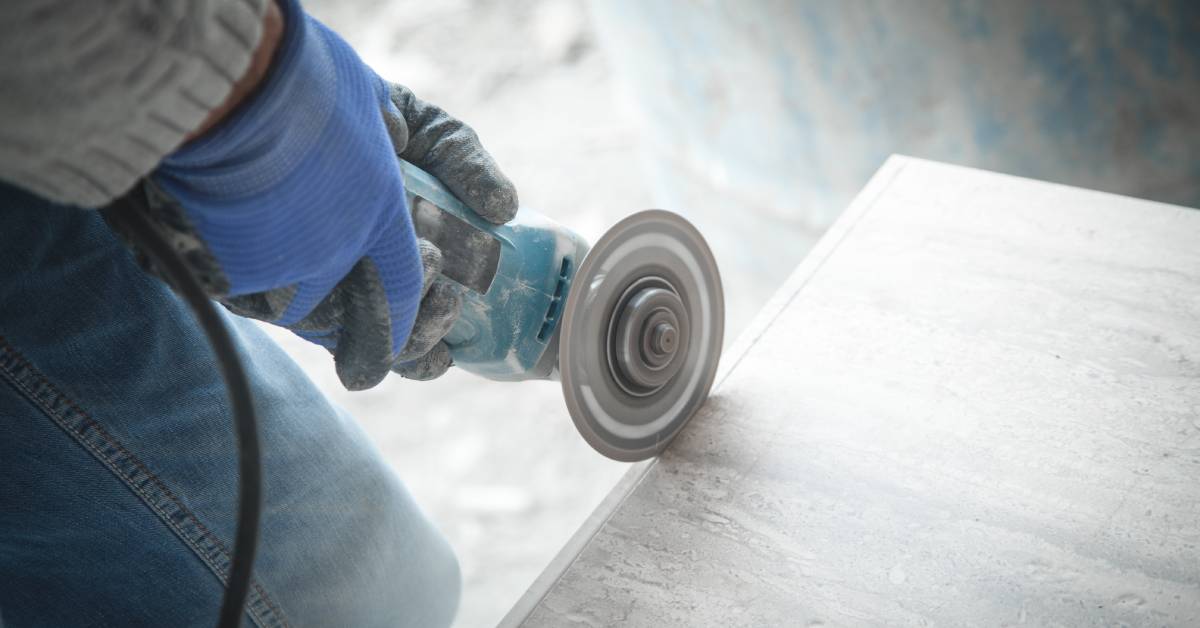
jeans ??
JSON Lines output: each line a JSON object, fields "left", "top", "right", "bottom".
{"left": 0, "top": 184, "right": 461, "bottom": 627}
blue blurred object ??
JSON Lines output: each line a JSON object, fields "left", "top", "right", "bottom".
{"left": 592, "top": 0, "right": 1200, "bottom": 227}
{"left": 399, "top": 161, "right": 590, "bottom": 381}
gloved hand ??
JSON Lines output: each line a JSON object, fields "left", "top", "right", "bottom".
{"left": 136, "top": 0, "right": 516, "bottom": 390}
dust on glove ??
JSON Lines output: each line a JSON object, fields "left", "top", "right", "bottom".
{"left": 131, "top": 0, "right": 516, "bottom": 390}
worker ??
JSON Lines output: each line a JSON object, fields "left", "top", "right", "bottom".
{"left": 0, "top": 0, "right": 507, "bottom": 625}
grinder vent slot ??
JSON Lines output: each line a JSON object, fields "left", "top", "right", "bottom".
{"left": 537, "top": 258, "right": 572, "bottom": 341}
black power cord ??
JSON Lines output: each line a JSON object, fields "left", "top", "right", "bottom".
{"left": 105, "top": 195, "right": 262, "bottom": 628}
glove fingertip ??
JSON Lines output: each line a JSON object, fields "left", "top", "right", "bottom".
{"left": 416, "top": 238, "right": 443, "bottom": 294}
{"left": 392, "top": 342, "right": 453, "bottom": 381}
{"left": 331, "top": 258, "right": 395, "bottom": 391}
{"left": 480, "top": 180, "right": 519, "bottom": 224}
{"left": 397, "top": 279, "right": 461, "bottom": 361}
{"left": 381, "top": 83, "right": 409, "bottom": 154}
{"left": 383, "top": 109, "right": 409, "bottom": 155}
{"left": 335, "top": 352, "right": 392, "bottom": 391}
{"left": 459, "top": 159, "right": 518, "bottom": 224}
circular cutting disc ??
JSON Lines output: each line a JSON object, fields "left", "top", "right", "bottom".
{"left": 560, "top": 210, "right": 724, "bottom": 462}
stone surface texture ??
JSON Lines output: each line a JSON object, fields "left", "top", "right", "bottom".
{"left": 515, "top": 157, "right": 1200, "bottom": 627}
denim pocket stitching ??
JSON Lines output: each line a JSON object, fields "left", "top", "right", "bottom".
{"left": 0, "top": 335, "right": 290, "bottom": 628}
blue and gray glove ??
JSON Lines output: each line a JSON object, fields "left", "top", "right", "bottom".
{"left": 129, "top": 0, "right": 516, "bottom": 389}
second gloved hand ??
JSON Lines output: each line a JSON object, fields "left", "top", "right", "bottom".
{"left": 142, "top": 0, "right": 516, "bottom": 390}
{"left": 384, "top": 238, "right": 462, "bottom": 382}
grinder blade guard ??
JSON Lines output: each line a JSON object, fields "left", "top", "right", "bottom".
{"left": 560, "top": 210, "right": 724, "bottom": 462}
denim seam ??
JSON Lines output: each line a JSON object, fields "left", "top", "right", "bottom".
{"left": 0, "top": 335, "right": 290, "bottom": 628}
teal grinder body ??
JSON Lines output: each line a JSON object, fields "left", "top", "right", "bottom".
{"left": 399, "top": 160, "right": 589, "bottom": 381}
{"left": 398, "top": 160, "right": 726, "bottom": 463}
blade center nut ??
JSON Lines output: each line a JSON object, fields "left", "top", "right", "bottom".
{"left": 610, "top": 281, "right": 691, "bottom": 395}
{"left": 651, "top": 323, "right": 676, "bottom": 355}
{"left": 639, "top": 309, "right": 678, "bottom": 369}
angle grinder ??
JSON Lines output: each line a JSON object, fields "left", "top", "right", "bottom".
{"left": 400, "top": 160, "right": 724, "bottom": 461}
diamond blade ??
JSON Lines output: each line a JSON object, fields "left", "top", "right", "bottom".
{"left": 559, "top": 210, "right": 724, "bottom": 462}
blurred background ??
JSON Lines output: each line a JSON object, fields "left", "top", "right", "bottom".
{"left": 289, "top": 1, "right": 1198, "bottom": 625}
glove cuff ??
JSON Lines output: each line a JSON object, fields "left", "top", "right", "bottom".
{"left": 156, "top": 0, "right": 335, "bottom": 203}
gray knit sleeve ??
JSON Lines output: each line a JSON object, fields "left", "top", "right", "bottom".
{"left": 0, "top": 0, "right": 268, "bottom": 208}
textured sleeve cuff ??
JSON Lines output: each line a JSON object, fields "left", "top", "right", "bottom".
{"left": 0, "top": 0, "right": 269, "bottom": 208}
{"left": 156, "top": 0, "right": 337, "bottom": 204}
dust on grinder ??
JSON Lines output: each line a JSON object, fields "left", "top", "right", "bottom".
{"left": 560, "top": 210, "right": 724, "bottom": 462}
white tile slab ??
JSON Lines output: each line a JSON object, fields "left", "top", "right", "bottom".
{"left": 508, "top": 156, "right": 1200, "bottom": 627}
